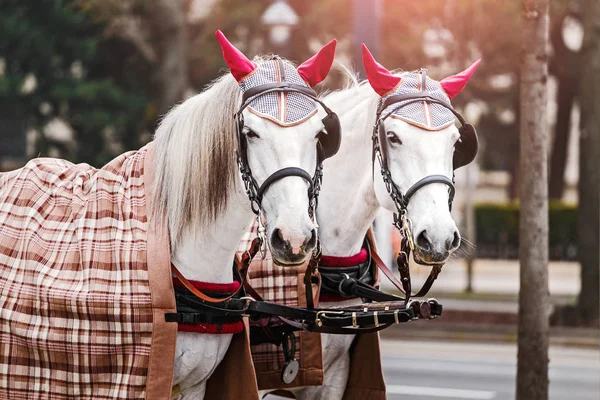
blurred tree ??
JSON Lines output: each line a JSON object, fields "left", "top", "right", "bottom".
{"left": 190, "top": 0, "right": 351, "bottom": 90}
{"left": 0, "top": 0, "right": 149, "bottom": 166}
{"left": 380, "top": 0, "right": 522, "bottom": 195}
{"left": 517, "top": 1, "right": 550, "bottom": 400}
{"left": 79, "top": 0, "right": 190, "bottom": 117}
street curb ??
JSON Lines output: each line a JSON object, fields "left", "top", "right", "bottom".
{"left": 381, "top": 319, "right": 600, "bottom": 349}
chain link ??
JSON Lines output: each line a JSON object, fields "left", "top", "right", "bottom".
{"left": 373, "top": 127, "right": 413, "bottom": 241}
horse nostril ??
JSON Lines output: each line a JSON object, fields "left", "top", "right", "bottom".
{"left": 271, "top": 228, "right": 287, "bottom": 249}
{"left": 304, "top": 229, "right": 317, "bottom": 250}
{"left": 416, "top": 230, "right": 432, "bottom": 252}
{"left": 451, "top": 231, "right": 461, "bottom": 250}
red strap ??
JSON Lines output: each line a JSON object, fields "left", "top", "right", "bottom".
{"left": 320, "top": 249, "right": 368, "bottom": 267}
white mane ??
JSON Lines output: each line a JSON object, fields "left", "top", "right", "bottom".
{"left": 152, "top": 72, "right": 242, "bottom": 245}
{"left": 320, "top": 68, "right": 415, "bottom": 144}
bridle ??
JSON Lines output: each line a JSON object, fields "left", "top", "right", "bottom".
{"left": 234, "top": 59, "right": 341, "bottom": 249}
{"left": 372, "top": 87, "right": 478, "bottom": 303}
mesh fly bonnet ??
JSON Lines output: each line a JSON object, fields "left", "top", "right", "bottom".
{"left": 380, "top": 69, "right": 455, "bottom": 131}
{"left": 238, "top": 59, "right": 318, "bottom": 126}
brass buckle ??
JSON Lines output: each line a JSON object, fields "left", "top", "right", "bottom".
{"left": 352, "top": 312, "right": 357, "bottom": 327}
{"left": 401, "top": 215, "right": 415, "bottom": 251}
{"left": 257, "top": 214, "right": 267, "bottom": 258}
{"left": 315, "top": 310, "right": 344, "bottom": 327}
{"left": 394, "top": 310, "right": 400, "bottom": 324}
{"left": 373, "top": 311, "right": 379, "bottom": 326}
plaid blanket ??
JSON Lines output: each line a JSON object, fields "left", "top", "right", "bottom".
{"left": 0, "top": 143, "right": 176, "bottom": 399}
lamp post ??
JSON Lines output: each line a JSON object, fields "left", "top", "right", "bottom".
{"left": 354, "top": 0, "right": 381, "bottom": 78}
{"left": 261, "top": 0, "right": 298, "bottom": 56}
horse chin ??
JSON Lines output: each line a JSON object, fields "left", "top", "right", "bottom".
{"left": 413, "top": 250, "right": 448, "bottom": 266}
{"left": 271, "top": 253, "right": 309, "bottom": 267}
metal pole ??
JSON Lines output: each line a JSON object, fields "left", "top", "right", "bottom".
{"left": 353, "top": 0, "right": 381, "bottom": 78}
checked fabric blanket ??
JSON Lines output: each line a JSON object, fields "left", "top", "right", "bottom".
{"left": 0, "top": 143, "right": 177, "bottom": 399}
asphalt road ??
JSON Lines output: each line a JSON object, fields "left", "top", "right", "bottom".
{"left": 266, "top": 339, "right": 599, "bottom": 400}
{"left": 380, "top": 339, "right": 599, "bottom": 400}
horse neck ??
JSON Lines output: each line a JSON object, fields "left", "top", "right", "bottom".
{"left": 170, "top": 187, "right": 253, "bottom": 283}
{"left": 318, "top": 115, "right": 380, "bottom": 257}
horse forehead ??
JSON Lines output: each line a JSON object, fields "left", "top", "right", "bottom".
{"left": 238, "top": 60, "right": 317, "bottom": 127}
{"left": 382, "top": 72, "right": 456, "bottom": 131}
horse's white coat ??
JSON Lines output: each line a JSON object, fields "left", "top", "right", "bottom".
{"left": 153, "top": 70, "right": 323, "bottom": 399}
{"left": 288, "top": 78, "right": 461, "bottom": 400}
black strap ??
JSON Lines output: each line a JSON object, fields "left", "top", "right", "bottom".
{"left": 404, "top": 174, "right": 456, "bottom": 206}
{"left": 256, "top": 167, "right": 314, "bottom": 201}
{"left": 247, "top": 301, "right": 319, "bottom": 321}
{"left": 338, "top": 278, "right": 405, "bottom": 302}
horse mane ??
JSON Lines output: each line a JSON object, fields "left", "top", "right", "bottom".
{"left": 153, "top": 55, "right": 310, "bottom": 247}
{"left": 320, "top": 66, "right": 414, "bottom": 147}
{"left": 320, "top": 64, "right": 381, "bottom": 145}
{"left": 152, "top": 72, "right": 241, "bottom": 245}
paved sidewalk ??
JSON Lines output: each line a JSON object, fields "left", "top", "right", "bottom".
{"left": 379, "top": 258, "right": 580, "bottom": 296}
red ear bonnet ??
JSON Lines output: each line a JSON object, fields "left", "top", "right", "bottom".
{"left": 297, "top": 39, "right": 337, "bottom": 87}
{"left": 215, "top": 30, "right": 257, "bottom": 82}
{"left": 439, "top": 59, "right": 482, "bottom": 99}
{"left": 361, "top": 44, "right": 402, "bottom": 97}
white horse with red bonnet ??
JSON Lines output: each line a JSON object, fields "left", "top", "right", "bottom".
{"left": 0, "top": 28, "right": 340, "bottom": 399}
{"left": 160, "top": 31, "right": 341, "bottom": 399}
{"left": 286, "top": 46, "right": 481, "bottom": 399}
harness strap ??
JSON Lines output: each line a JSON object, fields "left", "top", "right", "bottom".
{"left": 303, "top": 255, "right": 321, "bottom": 309}
{"left": 370, "top": 239, "right": 443, "bottom": 303}
{"left": 171, "top": 237, "right": 262, "bottom": 304}
{"left": 337, "top": 278, "right": 404, "bottom": 302}
{"left": 279, "top": 316, "right": 396, "bottom": 334}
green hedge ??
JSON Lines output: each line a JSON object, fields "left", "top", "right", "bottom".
{"left": 474, "top": 202, "right": 577, "bottom": 260}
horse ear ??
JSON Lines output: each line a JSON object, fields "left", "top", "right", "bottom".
{"left": 361, "top": 44, "right": 402, "bottom": 97}
{"left": 215, "top": 30, "right": 257, "bottom": 82}
{"left": 297, "top": 39, "right": 337, "bottom": 87}
{"left": 439, "top": 59, "right": 481, "bottom": 99}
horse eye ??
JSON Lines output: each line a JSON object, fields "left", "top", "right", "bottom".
{"left": 386, "top": 132, "right": 402, "bottom": 145}
{"left": 244, "top": 128, "right": 260, "bottom": 139}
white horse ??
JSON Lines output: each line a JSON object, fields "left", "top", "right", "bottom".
{"left": 155, "top": 31, "right": 337, "bottom": 399}
{"left": 284, "top": 48, "right": 481, "bottom": 399}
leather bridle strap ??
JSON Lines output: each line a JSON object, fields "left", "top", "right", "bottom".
{"left": 171, "top": 237, "right": 262, "bottom": 304}
{"left": 403, "top": 174, "right": 456, "bottom": 208}
{"left": 370, "top": 242, "right": 443, "bottom": 302}
{"left": 256, "top": 167, "right": 314, "bottom": 202}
